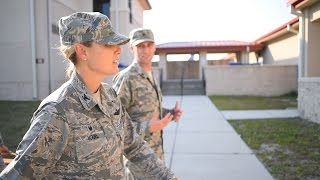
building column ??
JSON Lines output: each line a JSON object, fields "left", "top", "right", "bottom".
{"left": 110, "top": 0, "right": 132, "bottom": 66}
{"left": 158, "top": 53, "right": 167, "bottom": 80}
{"left": 199, "top": 51, "right": 207, "bottom": 80}
{"left": 240, "top": 51, "right": 249, "bottom": 64}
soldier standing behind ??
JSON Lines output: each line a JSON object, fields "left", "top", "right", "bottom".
{"left": 113, "top": 28, "right": 183, "bottom": 179}
{"left": 0, "top": 12, "right": 177, "bottom": 180}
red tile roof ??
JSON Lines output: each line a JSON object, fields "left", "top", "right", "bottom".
{"left": 254, "top": 17, "right": 299, "bottom": 44}
{"left": 288, "top": 0, "right": 304, "bottom": 6}
{"left": 155, "top": 17, "right": 301, "bottom": 54}
{"left": 156, "top": 40, "right": 264, "bottom": 54}
{"left": 140, "top": 0, "right": 152, "bottom": 10}
{"left": 288, "top": 0, "right": 318, "bottom": 9}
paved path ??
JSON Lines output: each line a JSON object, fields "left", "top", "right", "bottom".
{"left": 163, "top": 95, "right": 274, "bottom": 180}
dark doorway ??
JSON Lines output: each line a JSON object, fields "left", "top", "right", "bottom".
{"left": 93, "top": 0, "right": 111, "bottom": 17}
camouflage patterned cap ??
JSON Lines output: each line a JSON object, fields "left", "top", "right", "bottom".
{"left": 129, "top": 28, "right": 154, "bottom": 46}
{"left": 59, "top": 12, "right": 129, "bottom": 45}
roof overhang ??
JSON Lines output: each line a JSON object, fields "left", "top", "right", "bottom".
{"left": 254, "top": 17, "right": 299, "bottom": 44}
{"left": 288, "top": 0, "right": 318, "bottom": 10}
{"left": 155, "top": 41, "right": 264, "bottom": 54}
{"left": 139, "top": 0, "right": 152, "bottom": 10}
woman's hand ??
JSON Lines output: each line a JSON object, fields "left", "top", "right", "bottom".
{"left": 0, "top": 145, "right": 10, "bottom": 155}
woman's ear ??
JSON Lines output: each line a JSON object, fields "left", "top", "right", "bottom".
{"left": 74, "top": 43, "right": 87, "bottom": 62}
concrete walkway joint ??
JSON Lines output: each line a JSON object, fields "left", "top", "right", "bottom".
{"left": 163, "top": 95, "right": 275, "bottom": 180}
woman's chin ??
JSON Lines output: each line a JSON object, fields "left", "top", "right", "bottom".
{"left": 111, "top": 67, "right": 119, "bottom": 75}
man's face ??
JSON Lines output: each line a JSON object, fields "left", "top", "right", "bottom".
{"left": 131, "top": 41, "right": 156, "bottom": 66}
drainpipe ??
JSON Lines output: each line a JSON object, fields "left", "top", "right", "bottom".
{"left": 47, "top": 0, "right": 53, "bottom": 93}
{"left": 290, "top": 5, "right": 304, "bottom": 78}
{"left": 115, "top": 0, "right": 119, "bottom": 31}
{"left": 29, "top": 0, "right": 37, "bottom": 99}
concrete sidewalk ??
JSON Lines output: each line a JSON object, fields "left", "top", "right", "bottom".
{"left": 221, "top": 109, "right": 299, "bottom": 120}
{"left": 162, "top": 95, "right": 274, "bottom": 180}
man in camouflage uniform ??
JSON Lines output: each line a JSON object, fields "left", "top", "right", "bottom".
{"left": 113, "top": 28, "right": 183, "bottom": 179}
{"left": 0, "top": 12, "right": 177, "bottom": 180}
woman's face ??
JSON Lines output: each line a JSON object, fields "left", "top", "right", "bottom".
{"left": 85, "top": 42, "right": 122, "bottom": 76}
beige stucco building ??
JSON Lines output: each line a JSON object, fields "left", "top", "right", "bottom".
{"left": 255, "top": 17, "right": 299, "bottom": 65}
{"left": 288, "top": 0, "right": 320, "bottom": 124}
{"left": 154, "top": 21, "right": 300, "bottom": 97}
{"left": 0, "top": 0, "right": 150, "bottom": 100}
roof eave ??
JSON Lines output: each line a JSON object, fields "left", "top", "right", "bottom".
{"left": 288, "top": 0, "right": 318, "bottom": 10}
{"left": 155, "top": 44, "right": 264, "bottom": 54}
{"left": 254, "top": 17, "right": 299, "bottom": 44}
{"left": 139, "top": 0, "right": 152, "bottom": 10}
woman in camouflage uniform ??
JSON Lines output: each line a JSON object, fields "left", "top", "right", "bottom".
{"left": 0, "top": 12, "right": 177, "bottom": 180}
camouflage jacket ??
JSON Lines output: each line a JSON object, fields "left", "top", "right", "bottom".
{"left": 0, "top": 72, "right": 174, "bottom": 180}
{"left": 113, "top": 62, "right": 171, "bottom": 158}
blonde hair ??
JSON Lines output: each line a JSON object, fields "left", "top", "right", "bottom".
{"left": 59, "top": 41, "right": 93, "bottom": 78}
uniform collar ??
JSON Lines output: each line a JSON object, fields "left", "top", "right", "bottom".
{"left": 131, "top": 61, "right": 149, "bottom": 79}
{"left": 70, "top": 72, "right": 111, "bottom": 116}
{"left": 70, "top": 72, "right": 97, "bottom": 111}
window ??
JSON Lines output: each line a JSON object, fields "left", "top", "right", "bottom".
{"left": 93, "top": 0, "right": 110, "bottom": 17}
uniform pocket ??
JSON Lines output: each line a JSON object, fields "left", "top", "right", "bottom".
{"left": 75, "top": 128, "right": 107, "bottom": 164}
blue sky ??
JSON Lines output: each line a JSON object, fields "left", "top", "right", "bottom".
{"left": 144, "top": 0, "right": 296, "bottom": 44}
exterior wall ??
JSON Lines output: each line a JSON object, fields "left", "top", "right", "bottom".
{"left": 0, "top": 0, "right": 92, "bottom": 100}
{"left": 152, "top": 67, "right": 161, "bottom": 86}
{"left": 105, "top": 0, "right": 148, "bottom": 83}
{"left": 248, "top": 52, "right": 259, "bottom": 64}
{"left": 297, "top": 1, "right": 320, "bottom": 124}
{"left": 204, "top": 65, "right": 297, "bottom": 96}
{"left": 298, "top": 78, "right": 320, "bottom": 123}
{"left": 0, "top": 0, "right": 148, "bottom": 100}
{"left": 207, "top": 59, "right": 231, "bottom": 65}
{"left": 110, "top": 0, "right": 130, "bottom": 66}
{"left": 0, "top": 0, "right": 36, "bottom": 100}
{"left": 234, "top": 52, "right": 259, "bottom": 64}
{"left": 110, "top": 0, "right": 147, "bottom": 66}
{"left": 166, "top": 61, "right": 199, "bottom": 80}
{"left": 305, "top": 3, "right": 320, "bottom": 77}
{"left": 49, "top": 0, "right": 93, "bottom": 96}
{"left": 261, "top": 33, "right": 299, "bottom": 65}
{"left": 124, "top": 0, "right": 147, "bottom": 65}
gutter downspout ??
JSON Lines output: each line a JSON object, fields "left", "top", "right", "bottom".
{"left": 30, "top": 0, "right": 37, "bottom": 99}
{"left": 115, "top": 0, "right": 119, "bottom": 31}
{"left": 47, "top": 0, "right": 53, "bottom": 93}
{"left": 290, "top": 5, "right": 305, "bottom": 78}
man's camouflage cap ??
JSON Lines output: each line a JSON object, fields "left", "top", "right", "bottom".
{"left": 59, "top": 12, "right": 129, "bottom": 45}
{"left": 129, "top": 28, "right": 154, "bottom": 46}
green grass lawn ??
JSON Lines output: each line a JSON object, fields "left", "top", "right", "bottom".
{"left": 1, "top": 95, "right": 318, "bottom": 179}
{"left": 229, "top": 119, "right": 320, "bottom": 180}
{"left": 209, "top": 93, "right": 297, "bottom": 110}
{"left": 209, "top": 94, "right": 320, "bottom": 180}
{"left": 0, "top": 101, "right": 40, "bottom": 152}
